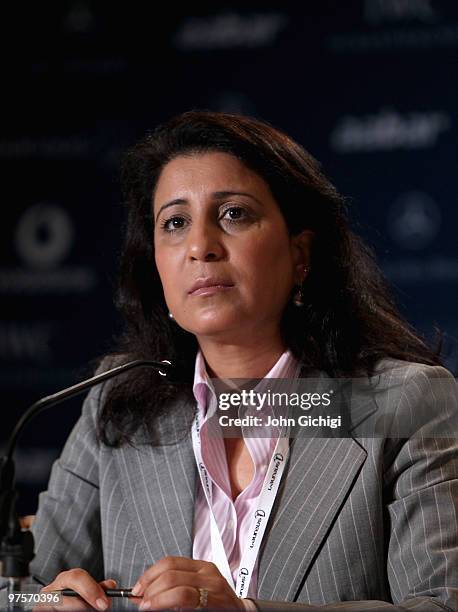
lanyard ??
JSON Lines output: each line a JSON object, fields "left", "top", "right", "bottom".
{"left": 191, "top": 406, "right": 290, "bottom": 598}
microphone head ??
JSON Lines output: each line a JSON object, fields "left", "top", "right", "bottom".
{"left": 163, "top": 361, "right": 188, "bottom": 383}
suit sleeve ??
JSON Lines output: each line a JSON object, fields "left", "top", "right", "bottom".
{"left": 29, "top": 381, "right": 104, "bottom": 586}
{"left": 251, "top": 364, "right": 458, "bottom": 612}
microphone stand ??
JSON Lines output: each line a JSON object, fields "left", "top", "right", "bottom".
{"left": 0, "top": 359, "right": 174, "bottom": 592}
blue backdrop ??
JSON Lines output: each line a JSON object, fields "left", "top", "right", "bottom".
{"left": 1, "top": 0, "right": 457, "bottom": 513}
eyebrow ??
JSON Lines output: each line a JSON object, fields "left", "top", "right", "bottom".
{"left": 154, "top": 191, "right": 262, "bottom": 224}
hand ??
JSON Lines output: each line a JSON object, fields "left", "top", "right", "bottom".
{"left": 19, "top": 514, "right": 35, "bottom": 529}
{"left": 131, "top": 556, "right": 245, "bottom": 610}
{"left": 35, "top": 569, "right": 117, "bottom": 611}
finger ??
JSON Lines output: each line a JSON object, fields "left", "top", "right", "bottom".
{"left": 141, "top": 570, "right": 220, "bottom": 603}
{"left": 137, "top": 585, "right": 201, "bottom": 611}
{"left": 19, "top": 515, "right": 35, "bottom": 529}
{"left": 132, "top": 556, "right": 207, "bottom": 596}
{"left": 48, "top": 579, "right": 117, "bottom": 611}
{"left": 97, "top": 581, "right": 117, "bottom": 610}
{"left": 41, "top": 569, "right": 110, "bottom": 611}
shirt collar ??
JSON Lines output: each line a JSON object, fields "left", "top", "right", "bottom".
{"left": 192, "top": 350, "right": 214, "bottom": 412}
{"left": 192, "top": 347, "right": 301, "bottom": 419}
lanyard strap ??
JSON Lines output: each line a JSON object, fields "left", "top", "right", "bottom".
{"left": 191, "top": 409, "right": 290, "bottom": 598}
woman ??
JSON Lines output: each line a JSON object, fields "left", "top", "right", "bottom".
{"left": 30, "top": 111, "right": 457, "bottom": 611}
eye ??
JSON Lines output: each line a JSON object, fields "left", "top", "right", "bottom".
{"left": 220, "top": 206, "right": 249, "bottom": 223}
{"left": 160, "top": 216, "right": 187, "bottom": 233}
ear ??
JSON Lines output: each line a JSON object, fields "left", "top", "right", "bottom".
{"left": 291, "top": 229, "right": 314, "bottom": 284}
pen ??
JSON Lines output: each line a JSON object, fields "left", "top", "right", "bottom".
{"left": 56, "top": 589, "right": 133, "bottom": 598}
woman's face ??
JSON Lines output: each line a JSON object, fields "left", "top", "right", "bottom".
{"left": 153, "top": 152, "right": 312, "bottom": 344}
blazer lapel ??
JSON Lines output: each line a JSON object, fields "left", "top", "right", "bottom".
{"left": 257, "top": 435, "right": 367, "bottom": 601}
{"left": 114, "top": 400, "right": 197, "bottom": 567}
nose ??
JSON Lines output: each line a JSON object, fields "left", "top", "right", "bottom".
{"left": 186, "top": 217, "right": 225, "bottom": 262}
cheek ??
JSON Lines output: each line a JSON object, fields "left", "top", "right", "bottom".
{"left": 154, "top": 251, "right": 166, "bottom": 288}
{"left": 238, "top": 235, "right": 294, "bottom": 296}
{"left": 155, "top": 249, "right": 179, "bottom": 304}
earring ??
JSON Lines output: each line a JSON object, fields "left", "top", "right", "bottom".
{"left": 293, "top": 266, "right": 308, "bottom": 307}
{"left": 168, "top": 312, "right": 174, "bottom": 320}
{"left": 293, "top": 289, "right": 304, "bottom": 307}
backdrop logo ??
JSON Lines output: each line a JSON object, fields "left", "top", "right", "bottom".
{"left": 0, "top": 323, "right": 52, "bottom": 360}
{"left": 63, "top": 2, "right": 96, "bottom": 33}
{"left": 330, "top": 108, "right": 450, "bottom": 152}
{"left": 0, "top": 202, "right": 97, "bottom": 294}
{"left": 388, "top": 192, "right": 441, "bottom": 250}
{"left": 327, "top": 1, "right": 453, "bottom": 53}
{"left": 364, "top": 0, "right": 438, "bottom": 24}
{"left": 14, "top": 203, "right": 74, "bottom": 269}
{"left": 173, "top": 12, "right": 288, "bottom": 50}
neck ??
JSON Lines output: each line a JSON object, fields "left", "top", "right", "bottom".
{"left": 197, "top": 334, "right": 287, "bottom": 379}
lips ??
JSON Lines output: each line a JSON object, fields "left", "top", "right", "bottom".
{"left": 188, "top": 278, "right": 234, "bottom": 295}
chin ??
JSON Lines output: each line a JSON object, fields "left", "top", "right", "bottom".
{"left": 181, "top": 313, "right": 241, "bottom": 338}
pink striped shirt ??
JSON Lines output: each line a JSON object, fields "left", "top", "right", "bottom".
{"left": 191, "top": 349, "right": 301, "bottom": 599}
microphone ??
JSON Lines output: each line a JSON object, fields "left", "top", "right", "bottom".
{"left": 0, "top": 359, "right": 175, "bottom": 582}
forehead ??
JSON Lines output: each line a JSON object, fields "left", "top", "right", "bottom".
{"left": 153, "top": 152, "right": 271, "bottom": 208}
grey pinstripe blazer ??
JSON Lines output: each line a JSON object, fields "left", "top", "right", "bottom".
{"left": 30, "top": 359, "right": 458, "bottom": 611}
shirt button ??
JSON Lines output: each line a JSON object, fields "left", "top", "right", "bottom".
{"left": 227, "top": 519, "right": 234, "bottom": 529}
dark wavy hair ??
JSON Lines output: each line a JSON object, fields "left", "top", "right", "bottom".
{"left": 97, "top": 110, "right": 442, "bottom": 446}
